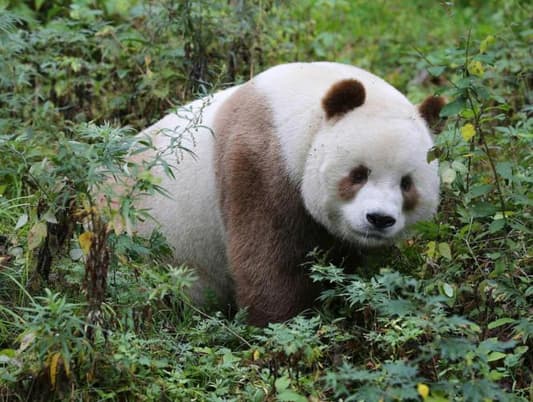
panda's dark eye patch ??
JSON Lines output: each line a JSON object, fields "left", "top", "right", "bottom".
{"left": 338, "top": 165, "right": 369, "bottom": 201}
{"left": 350, "top": 165, "right": 370, "bottom": 184}
{"left": 400, "top": 175, "right": 413, "bottom": 192}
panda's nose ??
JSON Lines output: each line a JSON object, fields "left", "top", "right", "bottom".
{"left": 366, "top": 213, "right": 396, "bottom": 229}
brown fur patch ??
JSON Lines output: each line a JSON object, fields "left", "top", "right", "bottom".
{"left": 322, "top": 79, "right": 366, "bottom": 120}
{"left": 338, "top": 177, "right": 364, "bottom": 201}
{"left": 418, "top": 96, "right": 446, "bottom": 133}
{"left": 402, "top": 185, "right": 419, "bottom": 211}
{"left": 214, "top": 83, "right": 361, "bottom": 326}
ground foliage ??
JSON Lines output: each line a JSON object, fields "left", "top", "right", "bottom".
{"left": 0, "top": 0, "right": 531, "bottom": 401}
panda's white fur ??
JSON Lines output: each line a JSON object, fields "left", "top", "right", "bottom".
{"left": 135, "top": 62, "right": 442, "bottom": 325}
{"left": 135, "top": 87, "right": 240, "bottom": 302}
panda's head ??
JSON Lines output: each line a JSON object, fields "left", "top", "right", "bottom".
{"left": 302, "top": 78, "right": 445, "bottom": 247}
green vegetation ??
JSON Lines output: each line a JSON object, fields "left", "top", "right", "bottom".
{"left": 0, "top": 0, "right": 531, "bottom": 400}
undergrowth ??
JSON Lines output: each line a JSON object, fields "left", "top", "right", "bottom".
{"left": 0, "top": 0, "right": 531, "bottom": 401}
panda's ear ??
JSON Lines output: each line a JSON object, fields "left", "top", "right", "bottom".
{"left": 418, "top": 96, "right": 446, "bottom": 133}
{"left": 322, "top": 79, "right": 366, "bottom": 120}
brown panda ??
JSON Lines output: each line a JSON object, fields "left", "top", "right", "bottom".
{"left": 135, "top": 62, "right": 444, "bottom": 326}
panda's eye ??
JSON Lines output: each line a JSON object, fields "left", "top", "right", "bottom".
{"left": 400, "top": 175, "right": 413, "bottom": 191}
{"left": 350, "top": 165, "right": 370, "bottom": 184}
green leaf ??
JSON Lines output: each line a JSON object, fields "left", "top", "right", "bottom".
{"left": 438, "top": 242, "right": 452, "bottom": 260}
{"left": 460, "top": 123, "right": 476, "bottom": 141}
{"left": 69, "top": 248, "right": 84, "bottom": 261}
{"left": 35, "top": 0, "right": 46, "bottom": 11}
{"left": 471, "top": 202, "right": 497, "bottom": 218}
{"left": 138, "top": 356, "right": 151, "bottom": 366}
{"left": 0, "top": 349, "right": 17, "bottom": 363}
{"left": 426, "top": 147, "right": 442, "bottom": 163}
{"left": 489, "top": 259, "right": 506, "bottom": 278}
{"left": 467, "top": 60, "right": 484, "bottom": 77}
{"left": 469, "top": 184, "right": 493, "bottom": 198}
{"left": 442, "top": 283, "right": 454, "bottom": 298}
{"left": 488, "top": 351, "right": 507, "bottom": 362}
{"left": 222, "top": 351, "right": 240, "bottom": 365}
{"left": 488, "top": 219, "right": 505, "bottom": 233}
{"left": 381, "top": 299, "right": 415, "bottom": 316}
{"left": 27, "top": 221, "right": 47, "bottom": 250}
{"left": 18, "top": 331, "right": 36, "bottom": 352}
{"left": 383, "top": 362, "right": 418, "bottom": 378}
{"left": 451, "top": 160, "right": 468, "bottom": 173}
{"left": 440, "top": 97, "right": 466, "bottom": 117}
{"left": 277, "top": 390, "right": 308, "bottom": 402}
{"left": 457, "top": 77, "right": 475, "bottom": 89}
{"left": 426, "top": 393, "right": 452, "bottom": 402}
{"left": 15, "top": 213, "right": 28, "bottom": 230}
{"left": 0, "top": 372, "right": 17, "bottom": 383}
{"left": 487, "top": 318, "right": 516, "bottom": 330}
{"left": 0, "top": 349, "right": 16, "bottom": 357}
{"left": 441, "top": 167, "right": 456, "bottom": 185}
{"left": 488, "top": 369, "right": 505, "bottom": 380}
{"left": 496, "top": 162, "right": 513, "bottom": 180}
{"left": 479, "top": 35, "right": 495, "bottom": 53}
{"left": 275, "top": 376, "right": 290, "bottom": 393}
{"left": 42, "top": 210, "right": 58, "bottom": 224}
{"left": 425, "top": 241, "right": 437, "bottom": 259}
{"left": 427, "top": 66, "right": 445, "bottom": 76}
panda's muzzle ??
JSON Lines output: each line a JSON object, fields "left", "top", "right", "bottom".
{"left": 350, "top": 229, "right": 391, "bottom": 245}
